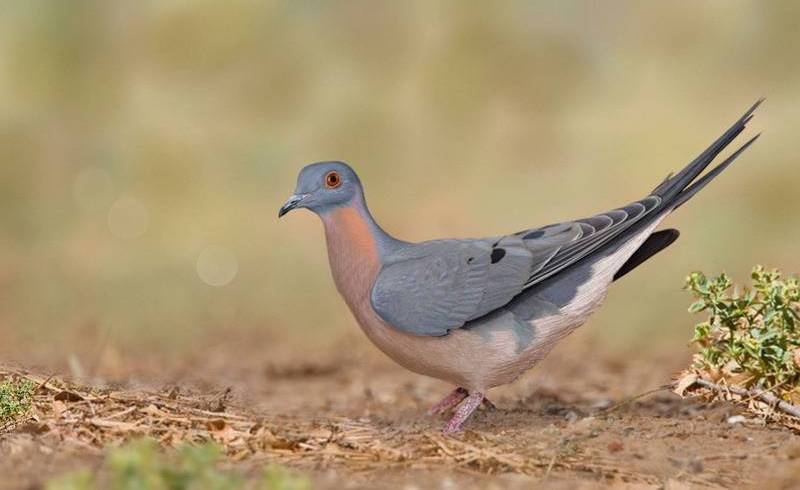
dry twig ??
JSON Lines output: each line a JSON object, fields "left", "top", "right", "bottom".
{"left": 690, "top": 377, "right": 800, "bottom": 418}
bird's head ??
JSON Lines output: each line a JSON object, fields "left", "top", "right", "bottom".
{"left": 278, "top": 161, "right": 363, "bottom": 218}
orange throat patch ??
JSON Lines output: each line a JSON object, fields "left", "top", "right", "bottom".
{"left": 322, "top": 206, "right": 379, "bottom": 259}
{"left": 321, "top": 205, "right": 381, "bottom": 304}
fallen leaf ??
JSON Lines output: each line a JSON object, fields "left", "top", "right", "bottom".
{"left": 674, "top": 373, "right": 698, "bottom": 396}
{"left": 54, "top": 391, "right": 84, "bottom": 402}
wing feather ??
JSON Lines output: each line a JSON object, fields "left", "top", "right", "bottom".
{"left": 370, "top": 227, "right": 581, "bottom": 336}
{"left": 523, "top": 195, "right": 661, "bottom": 286}
{"left": 370, "top": 195, "right": 661, "bottom": 336}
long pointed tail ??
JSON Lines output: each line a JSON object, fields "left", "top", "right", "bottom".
{"left": 651, "top": 99, "right": 762, "bottom": 209}
{"left": 609, "top": 100, "right": 762, "bottom": 280}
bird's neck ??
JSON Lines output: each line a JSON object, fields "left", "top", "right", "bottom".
{"left": 319, "top": 200, "right": 394, "bottom": 307}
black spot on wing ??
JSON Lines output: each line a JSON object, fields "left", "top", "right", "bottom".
{"left": 490, "top": 248, "right": 506, "bottom": 264}
{"left": 523, "top": 229, "right": 545, "bottom": 240}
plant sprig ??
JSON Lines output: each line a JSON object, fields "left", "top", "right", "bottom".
{"left": 0, "top": 377, "right": 36, "bottom": 430}
{"left": 686, "top": 266, "right": 800, "bottom": 399}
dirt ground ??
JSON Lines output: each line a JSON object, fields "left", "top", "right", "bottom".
{"left": 2, "top": 328, "right": 800, "bottom": 490}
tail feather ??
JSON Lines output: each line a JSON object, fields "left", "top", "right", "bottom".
{"left": 651, "top": 98, "right": 763, "bottom": 202}
{"left": 607, "top": 101, "right": 761, "bottom": 279}
{"left": 613, "top": 229, "right": 680, "bottom": 281}
{"left": 672, "top": 133, "right": 761, "bottom": 209}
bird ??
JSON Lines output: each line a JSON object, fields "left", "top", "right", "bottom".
{"left": 278, "top": 101, "right": 761, "bottom": 434}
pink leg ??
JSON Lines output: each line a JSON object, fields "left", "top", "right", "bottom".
{"left": 427, "top": 387, "right": 468, "bottom": 415}
{"left": 443, "top": 391, "right": 485, "bottom": 435}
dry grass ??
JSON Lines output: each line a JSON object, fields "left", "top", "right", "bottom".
{"left": 0, "top": 365, "right": 568, "bottom": 477}
{"left": 4, "top": 360, "right": 800, "bottom": 489}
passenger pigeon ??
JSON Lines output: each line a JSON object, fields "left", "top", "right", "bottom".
{"left": 278, "top": 101, "right": 761, "bottom": 434}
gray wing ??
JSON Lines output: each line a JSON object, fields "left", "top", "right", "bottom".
{"left": 370, "top": 195, "right": 662, "bottom": 336}
{"left": 370, "top": 225, "right": 581, "bottom": 336}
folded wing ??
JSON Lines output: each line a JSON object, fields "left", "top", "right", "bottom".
{"left": 370, "top": 224, "right": 578, "bottom": 335}
{"left": 370, "top": 198, "right": 662, "bottom": 336}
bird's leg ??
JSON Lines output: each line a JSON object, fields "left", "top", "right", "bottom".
{"left": 427, "top": 387, "right": 468, "bottom": 415}
{"left": 443, "top": 391, "right": 485, "bottom": 435}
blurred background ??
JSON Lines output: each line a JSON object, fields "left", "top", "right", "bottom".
{"left": 0, "top": 1, "right": 797, "bottom": 377}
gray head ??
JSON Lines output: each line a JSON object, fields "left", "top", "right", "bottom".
{"left": 278, "top": 161, "right": 364, "bottom": 217}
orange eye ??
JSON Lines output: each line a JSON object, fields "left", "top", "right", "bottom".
{"left": 324, "top": 171, "right": 341, "bottom": 189}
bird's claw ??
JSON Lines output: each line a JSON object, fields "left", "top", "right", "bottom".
{"left": 427, "top": 387, "right": 468, "bottom": 416}
{"left": 442, "top": 391, "right": 485, "bottom": 435}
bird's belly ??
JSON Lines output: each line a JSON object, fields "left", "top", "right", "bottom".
{"left": 347, "top": 298, "right": 519, "bottom": 390}
{"left": 344, "top": 218, "right": 664, "bottom": 392}
{"left": 352, "top": 302, "right": 597, "bottom": 391}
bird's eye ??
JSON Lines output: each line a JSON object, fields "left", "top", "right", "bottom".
{"left": 324, "top": 171, "right": 341, "bottom": 189}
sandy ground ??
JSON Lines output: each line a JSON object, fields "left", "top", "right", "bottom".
{"left": 2, "top": 328, "right": 800, "bottom": 489}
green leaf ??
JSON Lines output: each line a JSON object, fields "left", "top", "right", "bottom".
{"left": 688, "top": 300, "right": 707, "bottom": 313}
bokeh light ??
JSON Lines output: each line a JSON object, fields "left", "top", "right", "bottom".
{"left": 196, "top": 246, "right": 239, "bottom": 287}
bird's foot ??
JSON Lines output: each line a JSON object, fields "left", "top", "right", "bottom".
{"left": 442, "top": 391, "right": 486, "bottom": 435}
{"left": 427, "top": 387, "right": 468, "bottom": 415}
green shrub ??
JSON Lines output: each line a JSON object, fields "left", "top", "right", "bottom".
{"left": 45, "top": 439, "right": 311, "bottom": 490}
{"left": 0, "top": 377, "right": 36, "bottom": 429}
{"left": 686, "top": 266, "right": 800, "bottom": 400}
{"left": 260, "top": 465, "right": 312, "bottom": 490}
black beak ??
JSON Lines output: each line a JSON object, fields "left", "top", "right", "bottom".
{"left": 278, "top": 194, "right": 307, "bottom": 218}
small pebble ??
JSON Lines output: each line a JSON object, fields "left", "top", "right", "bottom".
{"left": 726, "top": 415, "right": 746, "bottom": 425}
{"left": 592, "top": 399, "right": 613, "bottom": 409}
